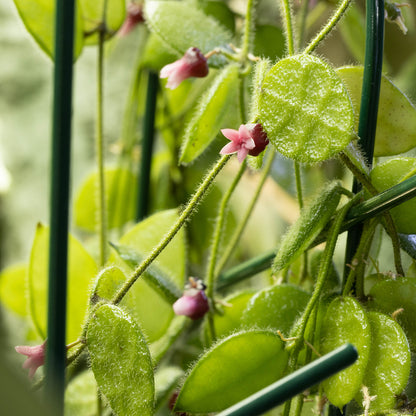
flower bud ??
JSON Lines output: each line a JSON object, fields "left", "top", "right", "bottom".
{"left": 173, "top": 277, "right": 209, "bottom": 320}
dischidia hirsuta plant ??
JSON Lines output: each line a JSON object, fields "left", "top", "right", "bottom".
{"left": 2, "top": 0, "right": 416, "bottom": 414}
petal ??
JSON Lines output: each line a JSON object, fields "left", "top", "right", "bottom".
{"left": 220, "top": 141, "right": 240, "bottom": 155}
{"left": 221, "top": 128, "right": 240, "bottom": 142}
{"left": 238, "top": 124, "right": 252, "bottom": 142}
{"left": 244, "top": 138, "right": 256, "bottom": 150}
{"left": 237, "top": 147, "right": 250, "bottom": 163}
{"left": 160, "top": 62, "right": 177, "bottom": 79}
{"left": 173, "top": 296, "right": 198, "bottom": 316}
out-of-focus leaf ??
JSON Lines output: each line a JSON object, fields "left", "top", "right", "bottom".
{"left": 0, "top": 264, "right": 27, "bottom": 317}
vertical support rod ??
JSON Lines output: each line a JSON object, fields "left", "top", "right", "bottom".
{"left": 136, "top": 71, "right": 158, "bottom": 221}
{"left": 343, "top": 0, "right": 385, "bottom": 287}
{"left": 45, "top": 0, "right": 76, "bottom": 412}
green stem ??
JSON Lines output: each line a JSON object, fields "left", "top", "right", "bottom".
{"left": 241, "top": 0, "right": 256, "bottom": 59}
{"left": 280, "top": 0, "right": 296, "bottom": 55}
{"left": 111, "top": 155, "right": 231, "bottom": 305}
{"left": 96, "top": 29, "right": 108, "bottom": 267}
{"left": 297, "top": 0, "right": 310, "bottom": 50}
{"left": 304, "top": 0, "right": 353, "bottom": 54}
{"left": 215, "top": 151, "right": 275, "bottom": 277}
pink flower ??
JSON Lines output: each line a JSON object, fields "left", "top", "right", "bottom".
{"left": 15, "top": 340, "right": 46, "bottom": 379}
{"left": 173, "top": 278, "right": 209, "bottom": 320}
{"left": 160, "top": 47, "right": 209, "bottom": 89}
{"left": 220, "top": 123, "right": 269, "bottom": 162}
{"left": 118, "top": 3, "right": 145, "bottom": 37}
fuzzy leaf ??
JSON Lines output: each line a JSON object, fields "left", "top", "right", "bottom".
{"left": 175, "top": 330, "right": 288, "bottom": 413}
{"left": 65, "top": 371, "right": 97, "bottom": 416}
{"left": 28, "top": 224, "right": 98, "bottom": 342}
{"left": 12, "top": 0, "right": 84, "bottom": 59}
{"left": 241, "top": 284, "right": 310, "bottom": 335}
{"left": 272, "top": 181, "right": 342, "bottom": 272}
{"left": 337, "top": 66, "right": 416, "bottom": 156}
{"left": 180, "top": 64, "right": 240, "bottom": 164}
{"left": 74, "top": 168, "right": 137, "bottom": 232}
{"left": 320, "top": 297, "right": 371, "bottom": 408}
{"left": 258, "top": 54, "right": 354, "bottom": 163}
{"left": 87, "top": 304, "right": 154, "bottom": 416}
{"left": 358, "top": 312, "right": 411, "bottom": 412}
{"left": 144, "top": 1, "right": 232, "bottom": 67}
{"left": 155, "top": 366, "right": 184, "bottom": 410}
{"left": 0, "top": 263, "right": 27, "bottom": 317}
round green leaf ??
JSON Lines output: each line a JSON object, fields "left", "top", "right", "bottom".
{"left": 241, "top": 284, "right": 310, "bottom": 335}
{"left": 258, "top": 54, "right": 354, "bottom": 164}
{"left": 273, "top": 181, "right": 342, "bottom": 272}
{"left": 175, "top": 330, "right": 288, "bottom": 413}
{"left": 74, "top": 168, "right": 137, "bottom": 232}
{"left": 28, "top": 224, "right": 98, "bottom": 342}
{"left": 180, "top": 64, "right": 240, "bottom": 164}
{"left": 359, "top": 312, "right": 411, "bottom": 412}
{"left": 144, "top": 1, "right": 232, "bottom": 67}
{"left": 65, "top": 370, "right": 97, "bottom": 416}
{"left": 0, "top": 263, "right": 27, "bottom": 317}
{"left": 13, "top": 0, "right": 84, "bottom": 59}
{"left": 370, "top": 158, "right": 416, "bottom": 234}
{"left": 368, "top": 277, "right": 416, "bottom": 351}
{"left": 320, "top": 297, "right": 371, "bottom": 408}
{"left": 337, "top": 66, "right": 416, "bottom": 157}
{"left": 87, "top": 304, "right": 154, "bottom": 416}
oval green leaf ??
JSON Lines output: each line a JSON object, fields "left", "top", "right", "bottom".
{"left": 0, "top": 263, "right": 27, "bottom": 317}
{"left": 74, "top": 168, "right": 137, "bottom": 232}
{"left": 79, "top": 0, "right": 125, "bottom": 45}
{"left": 273, "top": 181, "right": 342, "bottom": 272}
{"left": 65, "top": 370, "right": 97, "bottom": 416}
{"left": 258, "top": 54, "right": 354, "bottom": 164}
{"left": 28, "top": 223, "right": 98, "bottom": 341}
{"left": 320, "top": 297, "right": 371, "bottom": 408}
{"left": 175, "top": 330, "right": 288, "bottom": 413}
{"left": 180, "top": 64, "right": 240, "bottom": 164}
{"left": 359, "top": 312, "right": 411, "bottom": 412}
{"left": 370, "top": 157, "right": 416, "bottom": 234}
{"left": 337, "top": 66, "right": 416, "bottom": 156}
{"left": 368, "top": 277, "right": 416, "bottom": 351}
{"left": 13, "top": 0, "right": 84, "bottom": 59}
{"left": 109, "top": 209, "right": 185, "bottom": 343}
{"left": 241, "top": 284, "right": 310, "bottom": 335}
{"left": 144, "top": 1, "right": 232, "bottom": 67}
{"left": 87, "top": 304, "right": 154, "bottom": 416}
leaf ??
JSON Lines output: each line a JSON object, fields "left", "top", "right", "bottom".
{"left": 201, "top": 0, "right": 235, "bottom": 34}
{"left": 175, "top": 330, "right": 288, "bottom": 413}
{"left": 65, "top": 370, "right": 97, "bottom": 416}
{"left": 144, "top": 0, "right": 233, "bottom": 67}
{"left": 338, "top": 5, "right": 365, "bottom": 63}
{"left": 87, "top": 304, "right": 154, "bottom": 416}
{"left": 28, "top": 223, "right": 98, "bottom": 342}
{"left": 0, "top": 263, "right": 27, "bottom": 317}
{"left": 78, "top": 0, "right": 126, "bottom": 45}
{"left": 109, "top": 209, "right": 185, "bottom": 343}
{"left": 272, "top": 181, "right": 342, "bottom": 272}
{"left": 241, "top": 284, "right": 310, "bottom": 335}
{"left": 368, "top": 277, "right": 416, "bottom": 351}
{"left": 358, "top": 312, "right": 411, "bottom": 412}
{"left": 74, "top": 168, "right": 137, "bottom": 232}
{"left": 320, "top": 297, "right": 371, "bottom": 409}
{"left": 370, "top": 157, "right": 416, "bottom": 234}
{"left": 12, "top": 0, "right": 84, "bottom": 59}
{"left": 253, "top": 25, "right": 285, "bottom": 62}
{"left": 337, "top": 66, "right": 416, "bottom": 157}
{"left": 180, "top": 64, "right": 240, "bottom": 164}
{"left": 155, "top": 366, "right": 184, "bottom": 410}
{"left": 258, "top": 54, "right": 354, "bottom": 164}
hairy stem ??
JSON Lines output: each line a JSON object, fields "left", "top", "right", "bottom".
{"left": 241, "top": 0, "right": 256, "bottom": 60}
{"left": 280, "top": 0, "right": 296, "bottom": 55}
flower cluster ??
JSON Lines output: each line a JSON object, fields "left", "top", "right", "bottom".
{"left": 15, "top": 340, "right": 47, "bottom": 379}
{"left": 220, "top": 123, "right": 269, "bottom": 162}
{"left": 173, "top": 277, "right": 209, "bottom": 320}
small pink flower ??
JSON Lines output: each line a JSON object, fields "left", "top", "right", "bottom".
{"left": 220, "top": 123, "right": 269, "bottom": 162}
{"left": 173, "top": 278, "right": 209, "bottom": 320}
{"left": 118, "top": 3, "right": 145, "bottom": 37}
{"left": 15, "top": 340, "right": 46, "bottom": 379}
{"left": 160, "top": 47, "right": 209, "bottom": 89}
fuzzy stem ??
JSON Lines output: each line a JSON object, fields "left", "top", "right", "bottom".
{"left": 215, "top": 151, "right": 275, "bottom": 277}
{"left": 241, "top": 0, "right": 256, "bottom": 59}
{"left": 111, "top": 155, "right": 231, "bottom": 305}
{"left": 280, "top": 0, "right": 296, "bottom": 55}
{"left": 96, "top": 29, "right": 108, "bottom": 267}
{"left": 297, "top": 0, "right": 310, "bottom": 49}
{"left": 304, "top": 0, "right": 353, "bottom": 54}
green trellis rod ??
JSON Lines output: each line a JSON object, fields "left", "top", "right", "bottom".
{"left": 45, "top": 0, "right": 75, "bottom": 412}
{"left": 216, "top": 344, "right": 358, "bottom": 416}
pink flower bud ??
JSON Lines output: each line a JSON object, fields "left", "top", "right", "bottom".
{"left": 15, "top": 340, "right": 47, "bottom": 379}
{"left": 118, "top": 3, "right": 145, "bottom": 37}
{"left": 220, "top": 123, "right": 269, "bottom": 162}
{"left": 160, "top": 47, "right": 209, "bottom": 89}
{"left": 173, "top": 278, "right": 209, "bottom": 320}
